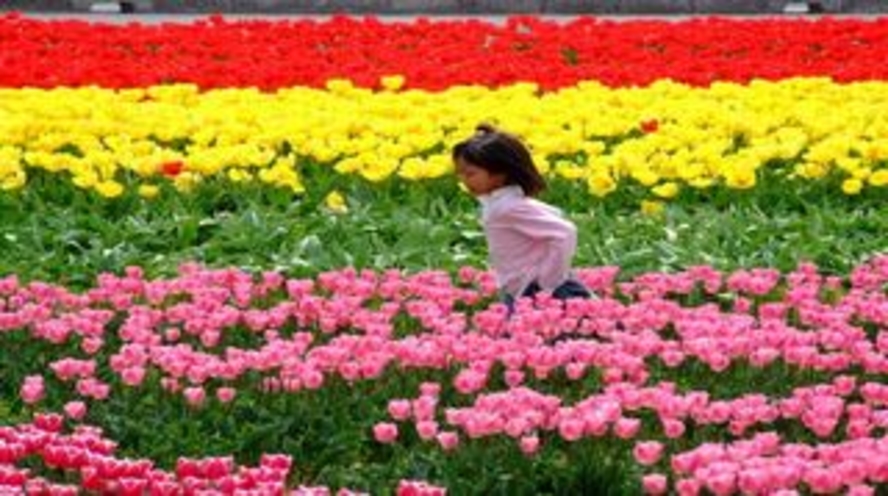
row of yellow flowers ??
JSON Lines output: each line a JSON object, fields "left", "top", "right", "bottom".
{"left": 2, "top": 77, "right": 888, "bottom": 200}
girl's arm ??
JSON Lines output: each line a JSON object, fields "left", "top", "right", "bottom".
{"left": 503, "top": 202, "right": 577, "bottom": 292}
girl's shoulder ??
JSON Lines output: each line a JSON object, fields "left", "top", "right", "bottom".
{"left": 526, "top": 197, "right": 565, "bottom": 215}
{"left": 498, "top": 197, "right": 564, "bottom": 219}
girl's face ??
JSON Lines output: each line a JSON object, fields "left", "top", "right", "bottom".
{"left": 455, "top": 158, "right": 507, "bottom": 196}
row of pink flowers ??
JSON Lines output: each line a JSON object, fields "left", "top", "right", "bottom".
{"left": 0, "top": 413, "right": 445, "bottom": 495}
{"left": 650, "top": 432, "right": 888, "bottom": 495}
{"left": 5, "top": 260, "right": 888, "bottom": 398}
{"left": 5, "top": 257, "right": 888, "bottom": 492}
{"left": 374, "top": 376, "right": 888, "bottom": 492}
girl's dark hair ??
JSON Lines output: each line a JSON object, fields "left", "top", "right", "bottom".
{"left": 452, "top": 123, "right": 546, "bottom": 197}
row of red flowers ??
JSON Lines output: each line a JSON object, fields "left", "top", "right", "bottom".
{"left": 0, "top": 413, "right": 445, "bottom": 495}
{"left": 2, "top": 13, "right": 888, "bottom": 90}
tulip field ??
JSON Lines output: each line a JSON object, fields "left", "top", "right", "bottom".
{"left": 4, "top": 12, "right": 888, "bottom": 495}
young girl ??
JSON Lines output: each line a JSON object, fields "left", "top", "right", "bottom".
{"left": 452, "top": 123, "right": 591, "bottom": 310}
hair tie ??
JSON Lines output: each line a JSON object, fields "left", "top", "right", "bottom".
{"left": 475, "top": 123, "right": 496, "bottom": 135}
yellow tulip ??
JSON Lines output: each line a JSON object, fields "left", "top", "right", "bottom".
{"left": 0, "top": 168, "right": 26, "bottom": 190}
{"left": 397, "top": 157, "right": 429, "bottom": 181}
{"left": 587, "top": 172, "right": 617, "bottom": 198}
{"left": 380, "top": 75, "right": 406, "bottom": 92}
{"left": 640, "top": 200, "right": 665, "bottom": 217}
{"left": 72, "top": 171, "right": 99, "bottom": 190}
{"left": 95, "top": 180, "right": 124, "bottom": 198}
{"left": 227, "top": 168, "right": 254, "bottom": 183}
{"left": 554, "top": 160, "right": 585, "bottom": 180}
{"left": 138, "top": 184, "right": 160, "bottom": 199}
{"left": 868, "top": 169, "right": 888, "bottom": 187}
{"left": 841, "top": 178, "right": 864, "bottom": 195}
{"left": 794, "top": 162, "right": 828, "bottom": 180}
{"left": 724, "top": 163, "right": 757, "bottom": 190}
{"left": 651, "top": 182, "right": 679, "bottom": 199}
{"left": 173, "top": 172, "right": 201, "bottom": 193}
{"left": 324, "top": 190, "right": 348, "bottom": 214}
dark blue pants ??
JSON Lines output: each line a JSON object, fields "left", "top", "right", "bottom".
{"left": 503, "top": 278, "right": 592, "bottom": 313}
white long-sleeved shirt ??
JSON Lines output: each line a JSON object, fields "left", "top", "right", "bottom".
{"left": 478, "top": 185, "right": 578, "bottom": 298}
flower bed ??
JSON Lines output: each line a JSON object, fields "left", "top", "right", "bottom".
{"left": 1, "top": 15, "right": 888, "bottom": 90}
{"left": 4, "top": 259, "right": 888, "bottom": 493}
{"left": 2, "top": 79, "right": 888, "bottom": 199}
{"left": 3, "top": 13, "right": 888, "bottom": 494}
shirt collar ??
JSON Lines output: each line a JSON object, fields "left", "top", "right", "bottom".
{"left": 478, "top": 185, "right": 524, "bottom": 218}
{"left": 478, "top": 184, "right": 524, "bottom": 207}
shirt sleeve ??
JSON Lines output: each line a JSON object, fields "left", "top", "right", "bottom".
{"left": 500, "top": 201, "right": 578, "bottom": 291}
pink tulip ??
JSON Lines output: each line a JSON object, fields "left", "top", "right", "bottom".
{"left": 833, "top": 375, "right": 857, "bottom": 396}
{"left": 203, "top": 456, "right": 234, "bottom": 479}
{"left": 804, "top": 466, "right": 843, "bottom": 494}
{"left": 33, "top": 413, "right": 64, "bottom": 433}
{"left": 675, "top": 478, "right": 702, "bottom": 496}
{"left": 847, "top": 485, "right": 876, "bottom": 496}
{"left": 614, "top": 417, "right": 641, "bottom": 440}
{"left": 634, "top": 441, "right": 665, "bottom": 466}
{"left": 435, "top": 431, "right": 459, "bottom": 452}
{"left": 737, "top": 467, "right": 776, "bottom": 494}
{"left": 260, "top": 453, "right": 293, "bottom": 473}
{"left": 373, "top": 422, "right": 398, "bottom": 444}
{"left": 81, "top": 337, "right": 104, "bottom": 355}
{"left": 663, "top": 418, "right": 686, "bottom": 439}
{"left": 705, "top": 472, "right": 737, "bottom": 496}
{"left": 50, "top": 358, "right": 96, "bottom": 382}
{"left": 504, "top": 370, "right": 525, "bottom": 388}
{"left": 20, "top": 375, "right": 45, "bottom": 405}
{"left": 416, "top": 421, "right": 438, "bottom": 441}
{"left": 63, "top": 401, "right": 87, "bottom": 420}
{"left": 216, "top": 387, "right": 236, "bottom": 403}
{"left": 565, "top": 362, "right": 586, "bottom": 380}
{"left": 396, "top": 479, "right": 447, "bottom": 496}
{"left": 338, "top": 361, "right": 362, "bottom": 382}
{"left": 749, "top": 348, "right": 780, "bottom": 368}
{"left": 519, "top": 435, "right": 540, "bottom": 456}
{"left": 602, "top": 368, "right": 624, "bottom": 384}
{"left": 292, "top": 485, "right": 329, "bottom": 495}
{"left": 183, "top": 387, "right": 206, "bottom": 408}
{"left": 46, "top": 483, "right": 79, "bottom": 495}
{"left": 412, "top": 396, "right": 437, "bottom": 421}
{"left": 557, "top": 418, "right": 584, "bottom": 442}
{"left": 160, "top": 377, "right": 181, "bottom": 393}
{"left": 76, "top": 378, "right": 111, "bottom": 400}
{"left": 661, "top": 350, "right": 685, "bottom": 368}
{"left": 453, "top": 369, "right": 487, "bottom": 394}
{"left": 642, "top": 473, "right": 668, "bottom": 495}
{"left": 302, "top": 369, "right": 324, "bottom": 390}
{"left": 419, "top": 382, "right": 441, "bottom": 397}
{"left": 706, "top": 353, "right": 731, "bottom": 372}
{"left": 387, "top": 399, "right": 412, "bottom": 421}
{"left": 120, "top": 367, "right": 146, "bottom": 387}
